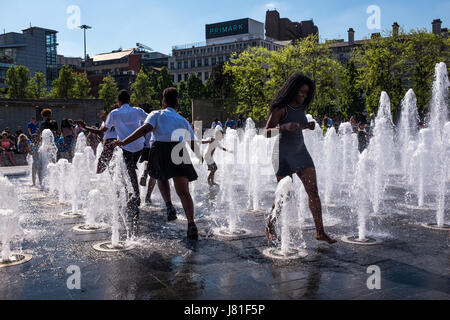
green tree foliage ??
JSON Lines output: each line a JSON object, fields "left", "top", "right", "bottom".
{"left": 98, "top": 75, "right": 119, "bottom": 111}
{"left": 224, "top": 47, "right": 271, "bottom": 123}
{"left": 130, "top": 68, "right": 155, "bottom": 107}
{"left": 144, "top": 68, "right": 160, "bottom": 107}
{"left": 157, "top": 67, "right": 174, "bottom": 97}
{"left": 71, "top": 72, "right": 91, "bottom": 99}
{"left": 177, "top": 80, "right": 191, "bottom": 119}
{"left": 352, "top": 31, "right": 408, "bottom": 117}
{"left": 339, "top": 61, "right": 365, "bottom": 119}
{"left": 5, "top": 65, "right": 30, "bottom": 98}
{"left": 27, "top": 72, "right": 47, "bottom": 98}
{"left": 187, "top": 74, "right": 205, "bottom": 99}
{"left": 50, "top": 65, "right": 76, "bottom": 99}
{"left": 403, "top": 30, "right": 449, "bottom": 116}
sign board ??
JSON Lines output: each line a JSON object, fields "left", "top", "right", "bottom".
{"left": 206, "top": 19, "right": 249, "bottom": 39}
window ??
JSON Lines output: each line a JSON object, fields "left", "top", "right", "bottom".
{"left": 184, "top": 61, "right": 188, "bottom": 69}
{"left": 211, "top": 57, "right": 216, "bottom": 66}
{"left": 197, "top": 72, "right": 202, "bottom": 78}
{"left": 184, "top": 74, "right": 189, "bottom": 81}
{"left": 204, "top": 58, "right": 209, "bottom": 66}
{"left": 218, "top": 56, "right": 223, "bottom": 63}
{"left": 205, "top": 72, "right": 210, "bottom": 80}
{"left": 197, "top": 60, "right": 202, "bottom": 67}
{"left": 177, "top": 61, "right": 182, "bottom": 69}
{"left": 170, "top": 62, "right": 174, "bottom": 70}
{"left": 178, "top": 74, "right": 182, "bottom": 82}
{"left": 191, "top": 60, "right": 195, "bottom": 68}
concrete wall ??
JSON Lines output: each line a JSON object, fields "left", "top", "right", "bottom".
{"left": 192, "top": 98, "right": 229, "bottom": 128}
{"left": 0, "top": 98, "right": 104, "bottom": 132}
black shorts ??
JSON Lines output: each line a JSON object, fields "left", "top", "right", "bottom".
{"left": 149, "top": 141, "right": 198, "bottom": 182}
{"left": 139, "top": 147, "right": 151, "bottom": 163}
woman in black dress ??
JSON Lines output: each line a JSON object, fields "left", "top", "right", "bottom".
{"left": 265, "top": 72, "right": 336, "bottom": 244}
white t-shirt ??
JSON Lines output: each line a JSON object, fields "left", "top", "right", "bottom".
{"left": 105, "top": 104, "right": 148, "bottom": 152}
{"left": 145, "top": 107, "right": 194, "bottom": 142}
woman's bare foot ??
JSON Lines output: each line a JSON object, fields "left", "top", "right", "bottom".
{"left": 316, "top": 232, "right": 337, "bottom": 244}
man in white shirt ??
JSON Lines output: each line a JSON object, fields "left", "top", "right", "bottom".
{"left": 115, "top": 88, "right": 202, "bottom": 241}
{"left": 105, "top": 90, "right": 148, "bottom": 225}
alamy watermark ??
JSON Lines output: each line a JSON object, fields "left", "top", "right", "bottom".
{"left": 66, "top": 265, "right": 81, "bottom": 290}
{"left": 366, "top": 265, "right": 381, "bottom": 290}
{"left": 66, "top": 5, "right": 81, "bottom": 30}
{"left": 366, "top": 5, "right": 381, "bottom": 30}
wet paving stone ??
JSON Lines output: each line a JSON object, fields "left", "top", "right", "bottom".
{"left": 0, "top": 174, "right": 449, "bottom": 300}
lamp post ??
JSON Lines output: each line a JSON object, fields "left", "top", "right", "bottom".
{"left": 79, "top": 25, "right": 92, "bottom": 74}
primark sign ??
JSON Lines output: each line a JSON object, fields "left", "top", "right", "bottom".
{"left": 206, "top": 18, "right": 249, "bottom": 39}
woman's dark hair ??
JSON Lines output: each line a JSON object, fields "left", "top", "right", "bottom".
{"left": 118, "top": 90, "right": 131, "bottom": 104}
{"left": 41, "top": 108, "right": 52, "bottom": 118}
{"left": 270, "top": 72, "right": 315, "bottom": 112}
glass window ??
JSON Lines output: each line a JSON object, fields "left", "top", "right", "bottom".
{"left": 178, "top": 74, "right": 182, "bottom": 82}
{"left": 170, "top": 62, "right": 174, "bottom": 70}
{"left": 205, "top": 72, "right": 210, "bottom": 80}
{"left": 191, "top": 60, "right": 195, "bottom": 68}
{"left": 184, "top": 61, "right": 188, "bottom": 69}
{"left": 197, "top": 60, "right": 202, "bottom": 67}
{"left": 212, "top": 57, "right": 216, "bottom": 66}
{"left": 218, "top": 56, "right": 223, "bottom": 63}
{"left": 204, "top": 58, "right": 209, "bottom": 66}
{"left": 177, "top": 62, "right": 182, "bottom": 69}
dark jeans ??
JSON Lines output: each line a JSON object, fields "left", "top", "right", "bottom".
{"left": 123, "top": 149, "right": 142, "bottom": 220}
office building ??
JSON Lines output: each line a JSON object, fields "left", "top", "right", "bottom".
{"left": 0, "top": 26, "right": 58, "bottom": 89}
{"left": 169, "top": 18, "right": 285, "bottom": 84}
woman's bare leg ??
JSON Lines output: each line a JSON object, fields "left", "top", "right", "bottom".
{"left": 297, "top": 168, "right": 336, "bottom": 244}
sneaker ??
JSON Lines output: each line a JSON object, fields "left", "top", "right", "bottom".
{"left": 140, "top": 176, "right": 147, "bottom": 187}
{"left": 187, "top": 223, "right": 198, "bottom": 241}
{"left": 167, "top": 205, "right": 177, "bottom": 222}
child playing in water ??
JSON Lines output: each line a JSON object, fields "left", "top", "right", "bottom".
{"left": 30, "top": 134, "right": 43, "bottom": 187}
{"left": 202, "top": 126, "right": 232, "bottom": 186}
{"left": 264, "top": 72, "right": 336, "bottom": 244}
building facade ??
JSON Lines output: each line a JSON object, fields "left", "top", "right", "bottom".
{"left": 169, "top": 18, "right": 285, "bottom": 84}
{"left": 84, "top": 48, "right": 169, "bottom": 96}
{"left": 0, "top": 27, "right": 58, "bottom": 88}
{"left": 265, "top": 9, "right": 319, "bottom": 42}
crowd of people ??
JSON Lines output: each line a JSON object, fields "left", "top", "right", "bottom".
{"left": 5, "top": 73, "right": 404, "bottom": 244}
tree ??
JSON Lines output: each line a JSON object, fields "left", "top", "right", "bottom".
{"left": 284, "top": 35, "right": 344, "bottom": 117}
{"left": 27, "top": 72, "right": 47, "bottom": 98}
{"left": 50, "top": 65, "right": 76, "bottom": 99}
{"left": 144, "top": 68, "right": 160, "bottom": 106}
{"left": 224, "top": 47, "right": 272, "bottom": 124}
{"left": 71, "top": 72, "right": 91, "bottom": 99}
{"left": 98, "top": 75, "right": 119, "bottom": 111}
{"left": 352, "top": 31, "right": 408, "bottom": 117}
{"left": 177, "top": 80, "right": 191, "bottom": 119}
{"left": 5, "top": 65, "right": 30, "bottom": 98}
{"left": 157, "top": 67, "right": 174, "bottom": 97}
{"left": 339, "top": 61, "right": 365, "bottom": 119}
{"left": 186, "top": 74, "right": 205, "bottom": 99}
{"left": 403, "top": 30, "right": 449, "bottom": 117}
{"left": 130, "top": 68, "right": 155, "bottom": 107}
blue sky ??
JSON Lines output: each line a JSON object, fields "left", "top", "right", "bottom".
{"left": 1, "top": 0, "right": 448, "bottom": 58}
